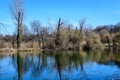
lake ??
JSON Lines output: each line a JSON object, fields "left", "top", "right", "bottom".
{"left": 0, "top": 50, "right": 120, "bottom": 80}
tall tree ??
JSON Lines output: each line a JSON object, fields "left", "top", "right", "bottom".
{"left": 10, "top": 0, "right": 24, "bottom": 48}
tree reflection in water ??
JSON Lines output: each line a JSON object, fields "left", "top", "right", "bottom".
{"left": 17, "top": 51, "right": 22, "bottom": 80}
{"left": 0, "top": 50, "right": 120, "bottom": 80}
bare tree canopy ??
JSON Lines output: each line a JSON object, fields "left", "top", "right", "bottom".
{"left": 9, "top": 0, "right": 24, "bottom": 48}
{"left": 30, "top": 20, "right": 41, "bottom": 34}
{"left": 79, "top": 18, "right": 86, "bottom": 32}
{"left": 10, "top": 0, "right": 24, "bottom": 25}
{"left": 30, "top": 20, "right": 42, "bottom": 48}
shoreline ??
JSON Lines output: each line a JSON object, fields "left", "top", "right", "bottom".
{"left": 0, "top": 48, "right": 41, "bottom": 55}
{"left": 0, "top": 46, "right": 119, "bottom": 56}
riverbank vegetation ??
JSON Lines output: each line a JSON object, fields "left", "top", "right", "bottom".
{"left": 1, "top": 18, "right": 120, "bottom": 51}
{"left": 0, "top": 0, "right": 120, "bottom": 51}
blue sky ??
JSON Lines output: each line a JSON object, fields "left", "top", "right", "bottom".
{"left": 0, "top": 0, "right": 120, "bottom": 35}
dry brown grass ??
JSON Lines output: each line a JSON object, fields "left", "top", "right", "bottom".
{"left": 0, "top": 41, "right": 42, "bottom": 48}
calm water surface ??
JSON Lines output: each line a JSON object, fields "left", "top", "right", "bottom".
{"left": 0, "top": 50, "right": 120, "bottom": 80}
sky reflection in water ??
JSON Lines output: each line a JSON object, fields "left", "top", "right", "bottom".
{"left": 0, "top": 50, "right": 120, "bottom": 80}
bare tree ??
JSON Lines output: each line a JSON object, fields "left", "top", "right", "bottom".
{"left": 55, "top": 18, "right": 63, "bottom": 49}
{"left": 30, "top": 20, "right": 49, "bottom": 49}
{"left": 40, "top": 27, "right": 48, "bottom": 49}
{"left": 79, "top": 18, "right": 86, "bottom": 33}
{"left": 10, "top": 0, "right": 24, "bottom": 48}
{"left": 78, "top": 18, "right": 86, "bottom": 41}
{"left": 78, "top": 18, "right": 86, "bottom": 50}
{"left": 30, "top": 20, "right": 41, "bottom": 48}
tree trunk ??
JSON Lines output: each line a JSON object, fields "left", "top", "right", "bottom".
{"left": 17, "top": 24, "right": 22, "bottom": 48}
